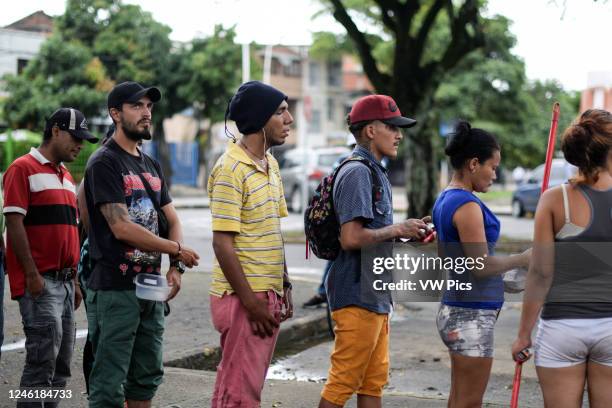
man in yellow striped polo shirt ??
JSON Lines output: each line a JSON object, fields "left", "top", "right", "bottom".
{"left": 208, "top": 81, "right": 294, "bottom": 407}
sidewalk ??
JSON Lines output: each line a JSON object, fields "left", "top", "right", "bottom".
{"left": 170, "top": 186, "right": 513, "bottom": 215}
{"left": 0, "top": 271, "right": 329, "bottom": 407}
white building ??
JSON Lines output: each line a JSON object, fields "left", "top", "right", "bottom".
{"left": 580, "top": 71, "right": 612, "bottom": 112}
{"left": 0, "top": 11, "right": 52, "bottom": 97}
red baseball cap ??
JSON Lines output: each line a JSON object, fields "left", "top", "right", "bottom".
{"left": 348, "top": 95, "right": 416, "bottom": 128}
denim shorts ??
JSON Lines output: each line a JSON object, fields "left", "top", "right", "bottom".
{"left": 436, "top": 304, "right": 500, "bottom": 358}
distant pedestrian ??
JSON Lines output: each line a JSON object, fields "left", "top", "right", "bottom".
{"left": 433, "top": 120, "right": 530, "bottom": 408}
{"left": 3, "top": 107, "right": 98, "bottom": 406}
{"left": 209, "top": 81, "right": 294, "bottom": 407}
{"left": 84, "top": 81, "right": 199, "bottom": 407}
{"left": 512, "top": 109, "right": 612, "bottom": 407}
{"left": 319, "top": 95, "right": 428, "bottom": 408}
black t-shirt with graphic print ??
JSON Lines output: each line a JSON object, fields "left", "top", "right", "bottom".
{"left": 84, "top": 138, "right": 171, "bottom": 290}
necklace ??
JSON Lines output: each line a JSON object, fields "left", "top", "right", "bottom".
{"left": 239, "top": 140, "right": 268, "bottom": 168}
{"left": 448, "top": 183, "right": 471, "bottom": 191}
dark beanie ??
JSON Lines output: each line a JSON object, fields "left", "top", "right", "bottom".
{"left": 228, "top": 81, "right": 288, "bottom": 135}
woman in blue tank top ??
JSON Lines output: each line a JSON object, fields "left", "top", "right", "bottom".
{"left": 512, "top": 109, "right": 612, "bottom": 407}
{"left": 433, "top": 121, "right": 530, "bottom": 407}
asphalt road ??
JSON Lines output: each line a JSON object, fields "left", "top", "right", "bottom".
{"left": 0, "top": 207, "right": 542, "bottom": 407}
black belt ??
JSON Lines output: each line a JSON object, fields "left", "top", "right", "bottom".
{"left": 44, "top": 268, "right": 75, "bottom": 281}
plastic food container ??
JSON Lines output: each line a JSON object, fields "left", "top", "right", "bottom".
{"left": 134, "top": 273, "right": 171, "bottom": 301}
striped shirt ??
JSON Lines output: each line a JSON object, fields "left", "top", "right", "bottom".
{"left": 2, "top": 148, "right": 79, "bottom": 298}
{"left": 208, "top": 142, "right": 288, "bottom": 296}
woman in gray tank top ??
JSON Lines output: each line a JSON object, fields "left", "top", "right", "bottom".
{"left": 512, "top": 109, "right": 612, "bottom": 407}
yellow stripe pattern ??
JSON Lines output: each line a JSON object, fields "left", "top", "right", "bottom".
{"left": 208, "top": 142, "right": 289, "bottom": 296}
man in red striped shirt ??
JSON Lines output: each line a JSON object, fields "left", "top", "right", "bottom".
{"left": 3, "top": 107, "right": 98, "bottom": 406}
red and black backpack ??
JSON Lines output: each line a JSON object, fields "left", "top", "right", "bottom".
{"left": 304, "top": 156, "right": 382, "bottom": 260}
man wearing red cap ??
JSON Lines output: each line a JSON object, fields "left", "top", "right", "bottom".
{"left": 319, "top": 95, "right": 431, "bottom": 408}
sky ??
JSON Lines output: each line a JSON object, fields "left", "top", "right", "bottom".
{"left": 2, "top": 0, "right": 611, "bottom": 91}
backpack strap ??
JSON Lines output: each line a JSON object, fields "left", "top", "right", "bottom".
{"left": 561, "top": 183, "right": 571, "bottom": 224}
{"left": 137, "top": 173, "right": 163, "bottom": 213}
{"left": 332, "top": 155, "right": 384, "bottom": 206}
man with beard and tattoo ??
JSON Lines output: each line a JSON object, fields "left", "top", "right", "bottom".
{"left": 208, "top": 81, "right": 294, "bottom": 406}
{"left": 83, "top": 82, "right": 200, "bottom": 408}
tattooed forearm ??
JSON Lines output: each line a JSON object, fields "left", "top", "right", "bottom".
{"left": 100, "top": 203, "right": 130, "bottom": 226}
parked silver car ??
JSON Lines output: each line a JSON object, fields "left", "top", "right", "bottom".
{"left": 279, "top": 146, "right": 350, "bottom": 213}
{"left": 511, "top": 159, "right": 577, "bottom": 217}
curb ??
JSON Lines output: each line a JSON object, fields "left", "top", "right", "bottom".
{"left": 172, "top": 202, "right": 209, "bottom": 210}
{"left": 164, "top": 311, "right": 329, "bottom": 369}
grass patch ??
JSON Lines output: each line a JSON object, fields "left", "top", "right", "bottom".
{"left": 475, "top": 190, "right": 513, "bottom": 203}
{"left": 282, "top": 230, "right": 306, "bottom": 244}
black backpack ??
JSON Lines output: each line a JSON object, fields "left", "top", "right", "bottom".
{"left": 304, "top": 156, "right": 382, "bottom": 260}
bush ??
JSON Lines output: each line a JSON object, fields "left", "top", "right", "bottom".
{"left": 1, "top": 133, "right": 101, "bottom": 182}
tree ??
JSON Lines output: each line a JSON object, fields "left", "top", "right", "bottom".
{"left": 320, "top": 1, "right": 587, "bottom": 214}
{"left": 320, "top": 0, "right": 494, "bottom": 216}
{"left": 176, "top": 25, "right": 243, "bottom": 180}
{"left": 509, "top": 80, "right": 579, "bottom": 168}
{"left": 3, "top": 35, "right": 108, "bottom": 129}
{"left": 2, "top": 0, "right": 180, "bottom": 180}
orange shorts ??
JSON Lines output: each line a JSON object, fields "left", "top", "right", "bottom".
{"left": 321, "top": 306, "right": 390, "bottom": 405}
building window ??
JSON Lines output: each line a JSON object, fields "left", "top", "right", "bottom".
{"left": 271, "top": 58, "right": 281, "bottom": 75}
{"left": 309, "top": 62, "right": 320, "bottom": 86}
{"left": 284, "top": 60, "right": 302, "bottom": 77}
{"left": 327, "top": 61, "right": 342, "bottom": 87}
{"left": 17, "top": 58, "right": 29, "bottom": 74}
{"left": 327, "top": 98, "right": 335, "bottom": 121}
{"left": 308, "top": 109, "right": 321, "bottom": 133}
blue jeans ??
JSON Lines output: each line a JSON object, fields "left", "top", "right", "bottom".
{"left": 0, "top": 258, "right": 4, "bottom": 360}
{"left": 17, "top": 276, "right": 75, "bottom": 408}
{"left": 319, "top": 261, "right": 332, "bottom": 296}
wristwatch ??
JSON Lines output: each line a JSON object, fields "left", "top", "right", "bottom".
{"left": 170, "top": 260, "right": 186, "bottom": 274}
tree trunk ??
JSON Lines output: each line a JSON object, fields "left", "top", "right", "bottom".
{"left": 404, "top": 132, "right": 438, "bottom": 218}
{"left": 395, "top": 88, "right": 440, "bottom": 219}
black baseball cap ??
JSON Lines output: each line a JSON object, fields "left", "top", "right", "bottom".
{"left": 45, "top": 108, "right": 99, "bottom": 143}
{"left": 107, "top": 81, "right": 162, "bottom": 110}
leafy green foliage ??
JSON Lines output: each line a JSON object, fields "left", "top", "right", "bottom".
{"left": 319, "top": 0, "right": 585, "bottom": 215}
{"left": 93, "top": 4, "right": 172, "bottom": 84}
{"left": 309, "top": 32, "right": 355, "bottom": 61}
{"left": 1, "top": 0, "right": 246, "bottom": 177}
{"left": 434, "top": 15, "right": 579, "bottom": 168}
{"left": 177, "top": 25, "right": 242, "bottom": 125}
{"left": 3, "top": 35, "right": 107, "bottom": 129}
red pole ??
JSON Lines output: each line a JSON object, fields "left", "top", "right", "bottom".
{"left": 510, "top": 362, "right": 523, "bottom": 408}
{"left": 541, "top": 102, "right": 561, "bottom": 193}
{"left": 510, "top": 104, "right": 560, "bottom": 408}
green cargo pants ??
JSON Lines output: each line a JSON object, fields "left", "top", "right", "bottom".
{"left": 86, "top": 289, "right": 164, "bottom": 408}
